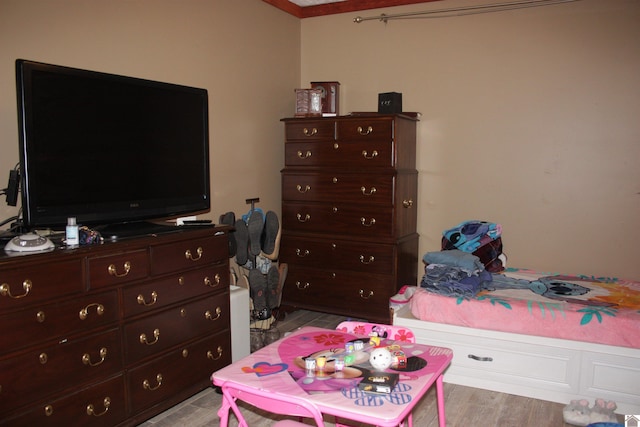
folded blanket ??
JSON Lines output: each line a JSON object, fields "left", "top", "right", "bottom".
{"left": 423, "top": 250, "right": 484, "bottom": 273}
{"left": 421, "top": 264, "right": 492, "bottom": 298}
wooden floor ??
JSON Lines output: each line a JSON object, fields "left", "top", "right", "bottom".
{"left": 137, "top": 309, "right": 619, "bottom": 427}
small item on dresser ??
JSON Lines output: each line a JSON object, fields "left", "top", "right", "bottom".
{"left": 65, "top": 217, "right": 79, "bottom": 246}
{"left": 295, "top": 88, "right": 323, "bottom": 117}
{"left": 310, "top": 81, "right": 340, "bottom": 116}
{"left": 79, "top": 226, "right": 103, "bottom": 245}
{"left": 378, "top": 92, "right": 402, "bottom": 113}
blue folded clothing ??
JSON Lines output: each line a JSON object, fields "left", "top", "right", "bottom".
{"left": 423, "top": 250, "right": 484, "bottom": 273}
{"left": 420, "top": 264, "right": 492, "bottom": 298}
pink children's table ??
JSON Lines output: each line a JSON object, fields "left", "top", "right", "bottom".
{"left": 211, "top": 326, "right": 452, "bottom": 427}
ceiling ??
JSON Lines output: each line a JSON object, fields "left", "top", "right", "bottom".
{"left": 263, "top": 0, "right": 444, "bottom": 18}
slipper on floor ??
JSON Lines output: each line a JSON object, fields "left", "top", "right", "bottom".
{"left": 247, "top": 210, "right": 264, "bottom": 257}
{"left": 266, "top": 265, "right": 280, "bottom": 310}
{"left": 234, "top": 219, "right": 249, "bottom": 266}
{"left": 261, "top": 211, "right": 280, "bottom": 258}
{"left": 249, "top": 269, "right": 270, "bottom": 320}
{"left": 219, "top": 211, "right": 236, "bottom": 257}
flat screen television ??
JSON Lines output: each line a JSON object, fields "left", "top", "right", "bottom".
{"left": 15, "top": 59, "right": 210, "bottom": 236}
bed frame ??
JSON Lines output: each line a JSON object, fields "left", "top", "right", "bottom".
{"left": 393, "top": 304, "right": 640, "bottom": 414}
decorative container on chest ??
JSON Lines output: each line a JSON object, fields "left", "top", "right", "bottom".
{"left": 279, "top": 113, "right": 419, "bottom": 323}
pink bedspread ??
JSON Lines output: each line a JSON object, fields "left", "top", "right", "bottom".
{"left": 409, "top": 268, "right": 640, "bottom": 348}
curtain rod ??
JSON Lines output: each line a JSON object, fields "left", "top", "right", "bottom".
{"left": 353, "top": 0, "right": 580, "bottom": 23}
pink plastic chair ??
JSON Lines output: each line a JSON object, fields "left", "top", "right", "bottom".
{"left": 335, "top": 321, "right": 416, "bottom": 427}
{"left": 219, "top": 381, "right": 325, "bottom": 427}
{"left": 335, "top": 321, "right": 416, "bottom": 343}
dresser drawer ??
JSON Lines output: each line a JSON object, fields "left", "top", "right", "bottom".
{"left": 280, "top": 235, "right": 396, "bottom": 275}
{"left": 336, "top": 117, "right": 393, "bottom": 141}
{"left": 3, "top": 374, "right": 127, "bottom": 427}
{"left": 282, "top": 202, "right": 394, "bottom": 238}
{"left": 88, "top": 249, "right": 149, "bottom": 289}
{"left": 123, "top": 264, "right": 227, "bottom": 318}
{"left": 282, "top": 172, "right": 394, "bottom": 205}
{"left": 284, "top": 140, "right": 394, "bottom": 168}
{"left": 284, "top": 119, "right": 335, "bottom": 141}
{"left": 283, "top": 266, "right": 392, "bottom": 318}
{"left": 0, "top": 258, "right": 83, "bottom": 310}
{"left": 127, "top": 331, "right": 231, "bottom": 414}
{"left": 150, "top": 234, "right": 228, "bottom": 275}
{"left": 124, "top": 292, "right": 230, "bottom": 364}
{"left": 0, "top": 290, "right": 119, "bottom": 353}
{"left": 0, "top": 328, "right": 122, "bottom": 416}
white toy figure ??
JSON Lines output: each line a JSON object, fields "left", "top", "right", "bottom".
{"left": 369, "top": 347, "right": 393, "bottom": 371}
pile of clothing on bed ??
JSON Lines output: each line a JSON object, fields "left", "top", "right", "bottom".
{"left": 421, "top": 220, "right": 507, "bottom": 298}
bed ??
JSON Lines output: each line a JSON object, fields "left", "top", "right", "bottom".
{"left": 393, "top": 267, "right": 640, "bottom": 414}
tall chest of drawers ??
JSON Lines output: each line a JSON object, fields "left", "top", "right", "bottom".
{"left": 280, "top": 114, "right": 419, "bottom": 323}
{"left": 0, "top": 226, "right": 231, "bottom": 426}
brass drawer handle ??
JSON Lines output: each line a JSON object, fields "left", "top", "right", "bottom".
{"left": 79, "top": 303, "right": 105, "bottom": 320}
{"left": 82, "top": 347, "right": 108, "bottom": 367}
{"left": 357, "top": 125, "right": 373, "bottom": 135}
{"left": 359, "top": 255, "right": 375, "bottom": 264}
{"left": 0, "top": 279, "right": 32, "bottom": 299}
{"left": 361, "top": 186, "right": 377, "bottom": 196}
{"left": 137, "top": 291, "right": 158, "bottom": 306}
{"left": 205, "top": 307, "right": 222, "bottom": 321}
{"left": 295, "top": 248, "right": 310, "bottom": 257}
{"left": 303, "top": 127, "right": 318, "bottom": 136}
{"left": 359, "top": 289, "right": 374, "bottom": 299}
{"left": 143, "top": 374, "right": 163, "bottom": 391}
{"left": 362, "top": 150, "right": 378, "bottom": 159}
{"left": 296, "top": 184, "right": 311, "bottom": 193}
{"left": 403, "top": 199, "right": 414, "bottom": 208}
{"left": 39, "top": 352, "right": 48, "bottom": 364}
{"left": 295, "top": 281, "right": 310, "bottom": 290}
{"left": 205, "top": 274, "right": 221, "bottom": 287}
{"left": 108, "top": 261, "right": 131, "bottom": 278}
{"left": 207, "top": 346, "right": 224, "bottom": 360}
{"left": 44, "top": 405, "right": 54, "bottom": 416}
{"left": 185, "top": 247, "right": 203, "bottom": 261}
{"left": 360, "top": 217, "right": 376, "bottom": 227}
{"left": 297, "top": 150, "right": 312, "bottom": 159}
{"left": 296, "top": 213, "right": 311, "bottom": 222}
{"left": 140, "top": 328, "right": 160, "bottom": 345}
{"left": 87, "top": 397, "right": 111, "bottom": 417}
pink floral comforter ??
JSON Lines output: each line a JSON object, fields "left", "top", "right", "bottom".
{"left": 409, "top": 268, "right": 640, "bottom": 348}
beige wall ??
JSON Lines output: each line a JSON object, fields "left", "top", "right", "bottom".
{"left": 300, "top": 0, "right": 640, "bottom": 279}
{"left": 0, "top": 0, "right": 299, "bottom": 227}
{"left": 1, "top": 0, "right": 638, "bottom": 280}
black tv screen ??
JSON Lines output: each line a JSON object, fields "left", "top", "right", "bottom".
{"left": 15, "top": 59, "right": 210, "bottom": 231}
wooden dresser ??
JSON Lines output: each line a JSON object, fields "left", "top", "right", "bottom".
{"left": 0, "top": 226, "right": 231, "bottom": 426}
{"left": 280, "top": 113, "right": 419, "bottom": 323}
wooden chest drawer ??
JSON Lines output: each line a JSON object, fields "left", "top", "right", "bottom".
{"left": 0, "top": 258, "right": 83, "bottom": 310}
{"left": 0, "top": 290, "right": 119, "bottom": 353}
{"left": 282, "top": 202, "right": 394, "bottom": 238}
{"left": 0, "top": 328, "right": 122, "bottom": 416}
{"left": 284, "top": 119, "right": 335, "bottom": 141}
{"left": 283, "top": 265, "right": 392, "bottom": 318}
{"left": 124, "top": 292, "right": 230, "bottom": 364}
{"left": 122, "top": 264, "right": 227, "bottom": 318}
{"left": 336, "top": 117, "right": 393, "bottom": 141}
{"left": 127, "top": 332, "right": 231, "bottom": 414}
{"left": 284, "top": 140, "right": 394, "bottom": 168}
{"left": 3, "top": 374, "right": 127, "bottom": 427}
{"left": 150, "top": 233, "right": 228, "bottom": 275}
{"left": 87, "top": 249, "right": 149, "bottom": 289}
{"left": 280, "top": 235, "right": 396, "bottom": 275}
{"left": 282, "top": 172, "right": 394, "bottom": 205}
